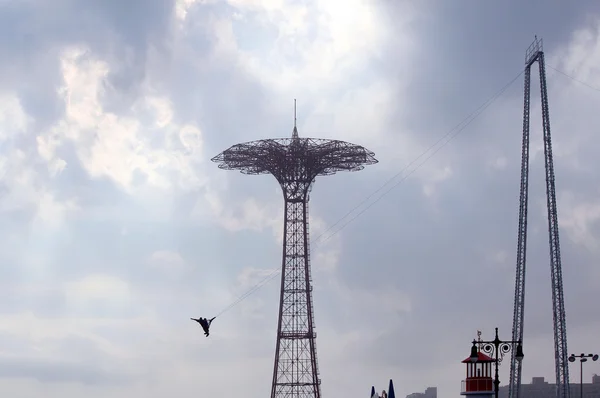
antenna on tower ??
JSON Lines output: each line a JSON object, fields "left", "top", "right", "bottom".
{"left": 292, "top": 99, "right": 299, "bottom": 139}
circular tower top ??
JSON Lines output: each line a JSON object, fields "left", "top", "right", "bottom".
{"left": 211, "top": 103, "right": 377, "bottom": 201}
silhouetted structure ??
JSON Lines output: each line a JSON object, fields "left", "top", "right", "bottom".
{"left": 461, "top": 350, "right": 494, "bottom": 396}
{"left": 370, "top": 380, "right": 396, "bottom": 398}
{"left": 389, "top": 379, "right": 396, "bottom": 398}
{"left": 405, "top": 386, "right": 436, "bottom": 398}
{"left": 500, "top": 376, "right": 600, "bottom": 398}
{"left": 509, "top": 36, "right": 570, "bottom": 398}
{"left": 212, "top": 103, "right": 377, "bottom": 398}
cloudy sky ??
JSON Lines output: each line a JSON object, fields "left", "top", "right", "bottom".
{"left": 1, "top": 0, "right": 600, "bottom": 397}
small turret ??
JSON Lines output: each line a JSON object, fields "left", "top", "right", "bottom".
{"left": 461, "top": 331, "right": 494, "bottom": 396}
{"left": 388, "top": 379, "right": 396, "bottom": 398}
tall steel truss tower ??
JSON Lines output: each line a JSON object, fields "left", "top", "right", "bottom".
{"left": 508, "top": 36, "right": 570, "bottom": 398}
{"left": 212, "top": 103, "right": 377, "bottom": 398}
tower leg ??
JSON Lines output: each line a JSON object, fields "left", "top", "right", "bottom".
{"left": 538, "top": 52, "right": 570, "bottom": 398}
{"left": 509, "top": 65, "right": 532, "bottom": 398}
{"left": 271, "top": 197, "right": 321, "bottom": 398}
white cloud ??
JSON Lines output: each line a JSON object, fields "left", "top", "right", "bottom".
{"left": 175, "top": 0, "right": 201, "bottom": 21}
{"left": 64, "top": 274, "right": 135, "bottom": 316}
{"left": 0, "top": 310, "right": 155, "bottom": 358}
{"left": 0, "top": 94, "right": 30, "bottom": 140}
{"left": 34, "top": 191, "right": 79, "bottom": 227}
{"left": 148, "top": 250, "right": 190, "bottom": 274}
{"left": 559, "top": 191, "right": 600, "bottom": 252}
{"left": 0, "top": 95, "right": 78, "bottom": 226}
{"left": 211, "top": 196, "right": 282, "bottom": 235}
{"left": 0, "top": 150, "right": 37, "bottom": 210}
{"left": 38, "top": 47, "right": 208, "bottom": 194}
{"left": 207, "top": 0, "right": 413, "bottom": 96}
{"left": 303, "top": 78, "right": 420, "bottom": 163}
{"left": 555, "top": 21, "right": 600, "bottom": 84}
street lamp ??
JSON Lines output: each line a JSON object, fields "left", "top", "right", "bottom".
{"left": 469, "top": 327, "right": 524, "bottom": 398}
{"left": 568, "top": 353, "right": 599, "bottom": 398}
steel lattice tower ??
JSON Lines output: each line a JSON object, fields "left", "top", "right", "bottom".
{"left": 508, "top": 36, "right": 570, "bottom": 398}
{"left": 212, "top": 104, "right": 377, "bottom": 398}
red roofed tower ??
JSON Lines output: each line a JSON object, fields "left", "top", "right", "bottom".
{"left": 461, "top": 331, "right": 494, "bottom": 397}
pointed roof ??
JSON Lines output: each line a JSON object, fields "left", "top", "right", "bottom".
{"left": 388, "top": 379, "right": 396, "bottom": 398}
{"left": 462, "top": 351, "right": 494, "bottom": 363}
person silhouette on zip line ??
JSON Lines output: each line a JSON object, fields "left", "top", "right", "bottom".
{"left": 190, "top": 316, "right": 216, "bottom": 337}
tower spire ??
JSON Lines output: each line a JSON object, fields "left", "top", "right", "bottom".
{"left": 292, "top": 99, "right": 299, "bottom": 139}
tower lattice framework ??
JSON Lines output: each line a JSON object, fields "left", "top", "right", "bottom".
{"left": 212, "top": 110, "right": 377, "bottom": 398}
{"left": 508, "top": 36, "right": 570, "bottom": 398}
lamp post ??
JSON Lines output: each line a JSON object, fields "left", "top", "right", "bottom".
{"left": 470, "top": 327, "right": 524, "bottom": 398}
{"left": 568, "top": 353, "right": 599, "bottom": 398}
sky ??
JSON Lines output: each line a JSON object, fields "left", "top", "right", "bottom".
{"left": 0, "top": 0, "right": 600, "bottom": 397}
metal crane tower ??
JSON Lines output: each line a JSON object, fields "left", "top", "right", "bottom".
{"left": 211, "top": 102, "right": 378, "bottom": 398}
{"left": 508, "top": 36, "right": 570, "bottom": 398}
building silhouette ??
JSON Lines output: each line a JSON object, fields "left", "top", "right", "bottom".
{"left": 406, "top": 387, "right": 437, "bottom": 398}
{"left": 499, "top": 375, "right": 600, "bottom": 398}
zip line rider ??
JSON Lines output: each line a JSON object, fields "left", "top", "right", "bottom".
{"left": 190, "top": 317, "right": 216, "bottom": 337}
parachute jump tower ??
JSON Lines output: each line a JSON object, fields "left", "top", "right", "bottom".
{"left": 508, "top": 36, "right": 570, "bottom": 398}
{"left": 211, "top": 102, "right": 377, "bottom": 398}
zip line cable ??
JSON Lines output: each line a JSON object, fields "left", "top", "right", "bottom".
{"left": 212, "top": 65, "right": 600, "bottom": 319}
{"left": 312, "top": 70, "right": 525, "bottom": 246}
{"left": 316, "top": 72, "right": 525, "bottom": 244}
{"left": 213, "top": 68, "right": 527, "bottom": 319}
{"left": 547, "top": 65, "right": 600, "bottom": 92}
{"left": 214, "top": 270, "right": 279, "bottom": 317}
